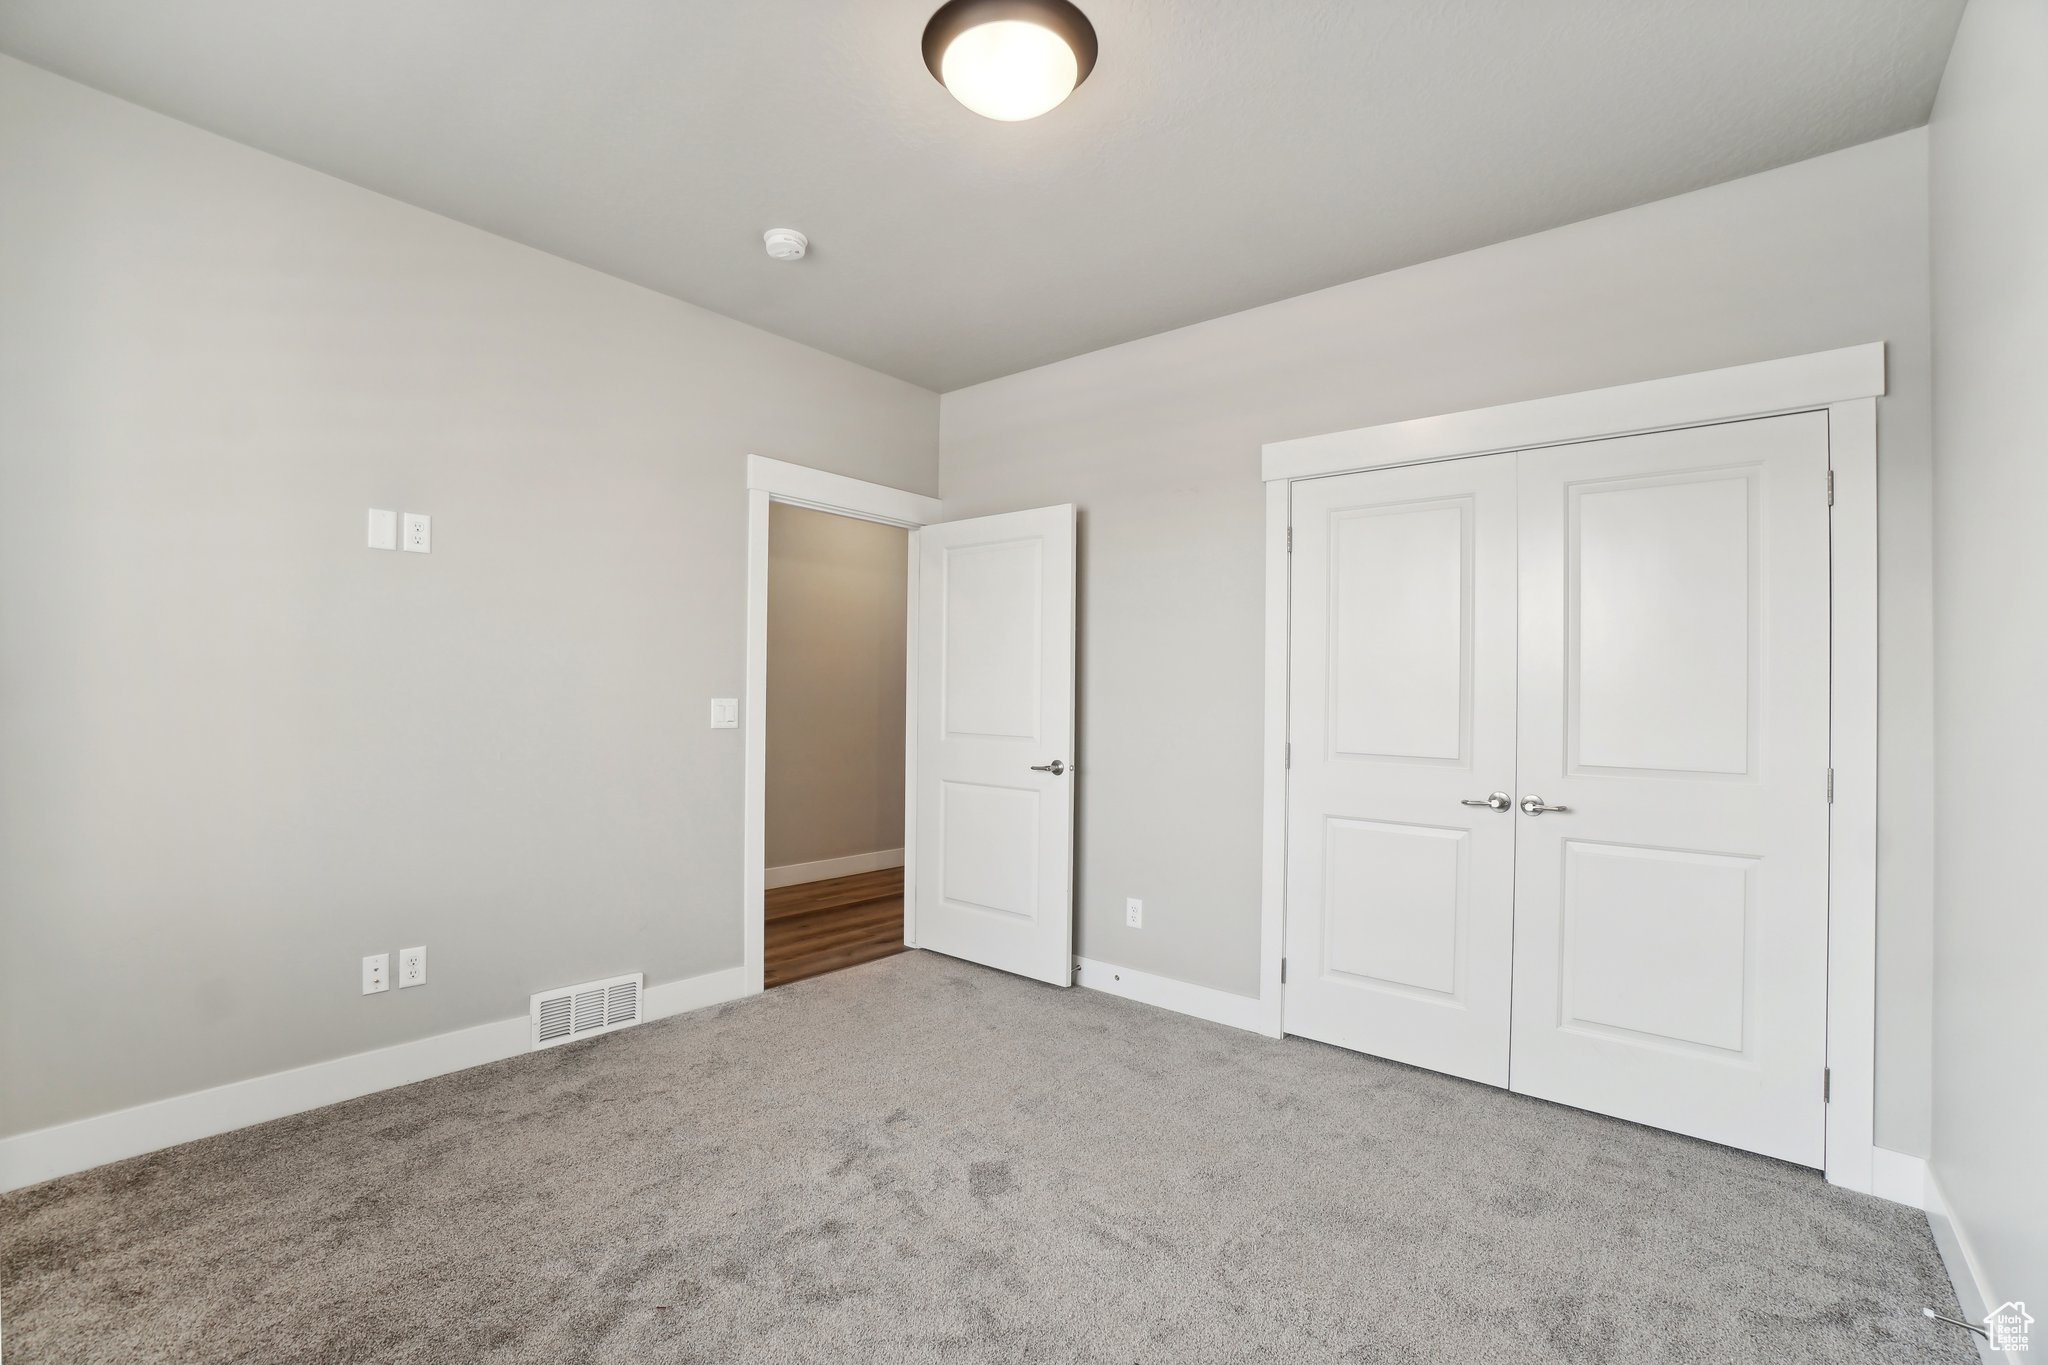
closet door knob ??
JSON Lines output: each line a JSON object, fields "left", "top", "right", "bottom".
{"left": 1519, "top": 794, "right": 1570, "bottom": 815}
{"left": 1460, "top": 792, "right": 1512, "bottom": 811}
{"left": 1029, "top": 759, "right": 1066, "bottom": 776}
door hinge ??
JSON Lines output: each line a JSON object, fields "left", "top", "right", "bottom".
{"left": 1826, "top": 470, "right": 1835, "bottom": 506}
{"left": 1286, "top": 526, "right": 1294, "bottom": 553}
{"left": 1826, "top": 768, "right": 1835, "bottom": 803}
{"left": 1823, "top": 1068, "right": 1832, "bottom": 1103}
{"left": 1280, "top": 958, "right": 1287, "bottom": 984}
{"left": 1284, "top": 742, "right": 1292, "bottom": 770}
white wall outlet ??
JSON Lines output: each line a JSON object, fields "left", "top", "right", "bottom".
{"left": 709, "top": 698, "right": 739, "bottom": 729}
{"left": 401, "top": 512, "right": 431, "bottom": 553}
{"left": 367, "top": 508, "right": 397, "bottom": 550}
{"left": 398, "top": 945, "right": 427, "bottom": 988}
{"left": 1126, "top": 897, "right": 1143, "bottom": 929}
{"left": 362, "top": 953, "right": 389, "bottom": 995}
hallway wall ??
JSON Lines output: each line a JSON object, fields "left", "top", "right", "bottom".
{"left": 765, "top": 505, "right": 908, "bottom": 877}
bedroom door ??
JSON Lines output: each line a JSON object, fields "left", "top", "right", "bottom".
{"left": 909, "top": 505, "right": 1078, "bottom": 987}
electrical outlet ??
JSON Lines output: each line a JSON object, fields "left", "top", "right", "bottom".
{"left": 398, "top": 945, "right": 427, "bottom": 988}
{"left": 362, "top": 953, "right": 389, "bottom": 995}
{"left": 1126, "top": 897, "right": 1143, "bottom": 929}
{"left": 401, "top": 512, "right": 431, "bottom": 553}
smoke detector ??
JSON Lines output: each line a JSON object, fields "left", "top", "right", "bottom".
{"left": 763, "top": 228, "right": 808, "bottom": 262}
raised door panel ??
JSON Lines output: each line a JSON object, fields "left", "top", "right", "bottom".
{"left": 941, "top": 539, "right": 1043, "bottom": 742}
{"left": 937, "top": 781, "right": 1039, "bottom": 921}
{"left": 1559, "top": 842, "right": 1754, "bottom": 1057}
{"left": 1572, "top": 471, "right": 1756, "bottom": 777}
{"left": 1322, "top": 818, "right": 1466, "bottom": 1002}
{"left": 1330, "top": 501, "right": 1471, "bottom": 764}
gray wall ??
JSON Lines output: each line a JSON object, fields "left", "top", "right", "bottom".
{"left": 0, "top": 57, "right": 937, "bottom": 1138}
{"left": 765, "top": 504, "right": 907, "bottom": 871}
{"left": 940, "top": 131, "right": 1938, "bottom": 1156}
{"left": 1928, "top": 0, "right": 2047, "bottom": 1310}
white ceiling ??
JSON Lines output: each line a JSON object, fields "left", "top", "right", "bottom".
{"left": 0, "top": 1, "right": 1963, "bottom": 391}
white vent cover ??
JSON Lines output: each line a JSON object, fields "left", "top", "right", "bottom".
{"left": 530, "top": 971, "right": 643, "bottom": 1050}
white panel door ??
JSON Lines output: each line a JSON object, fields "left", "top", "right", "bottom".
{"left": 1509, "top": 413, "right": 1831, "bottom": 1166}
{"left": 911, "top": 506, "right": 1076, "bottom": 987}
{"left": 1284, "top": 457, "right": 1519, "bottom": 1085}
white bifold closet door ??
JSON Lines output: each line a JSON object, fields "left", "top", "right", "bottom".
{"left": 910, "top": 506, "right": 1077, "bottom": 988}
{"left": 1509, "top": 414, "right": 1830, "bottom": 1166}
{"left": 1283, "top": 455, "right": 1520, "bottom": 1086}
{"left": 1284, "top": 412, "right": 1832, "bottom": 1166}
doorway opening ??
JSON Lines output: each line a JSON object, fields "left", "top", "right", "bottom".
{"left": 741, "top": 454, "right": 1076, "bottom": 997}
{"left": 762, "top": 502, "right": 911, "bottom": 988}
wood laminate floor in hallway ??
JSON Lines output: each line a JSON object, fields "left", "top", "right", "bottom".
{"left": 763, "top": 867, "right": 906, "bottom": 988}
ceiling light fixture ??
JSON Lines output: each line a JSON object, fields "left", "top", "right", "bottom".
{"left": 922, "top": 0, "right": 1098, "bottom": 122}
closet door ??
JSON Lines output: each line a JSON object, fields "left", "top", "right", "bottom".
{"left": 1508, "top": 413, "right": 1831, "bottom": 1166}
{"left": 1283, "top": 456, "right": 1519, "bottom": 1086}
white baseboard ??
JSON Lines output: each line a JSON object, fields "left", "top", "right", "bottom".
{"left": 1925, "top": 1165, "right": 2019, "bottom": 1365}
{"left": 0, "top": 964, "right": 754, "bottom": 1195}
{"left": 642, "top": 965, "right": 751, "bottom": 1021}
{"left": 1870, "top": 1146, "right": 1928, "bottom": 1208}
{"left": 764, "top": 847, "right": 903, "bottom": 890}
{"left": 1074, "top": 957, "right": 1267, "bottom": 1033}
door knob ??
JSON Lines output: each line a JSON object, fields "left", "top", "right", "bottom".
{"left": 1519, "top": 794, "right": 1570, "bottom": 815}
{"left": 1460, "top": 791, "right": 1512, "bottom": 811}
{"left": 1030, "top": 759, "right": 1066, "bottom": 776}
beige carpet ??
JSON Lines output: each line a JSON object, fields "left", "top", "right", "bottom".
{"left": 0, "top": 951, "right": 1973, "bottom": 1363}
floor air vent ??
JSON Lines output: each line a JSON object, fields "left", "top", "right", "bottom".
{"left": 530, "top": 971, "right": 644, "bottom": 1050}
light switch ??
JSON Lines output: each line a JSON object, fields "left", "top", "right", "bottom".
{"left": 367, "top": 508, "right": 397, "bottom": 550}
{"left": 710, "top": 698, "right": 740, "bottom": 729}
{"left": 401, "top": 512, "right": 431, "bottom": 553}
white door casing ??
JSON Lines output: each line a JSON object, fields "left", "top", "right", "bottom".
{"left": 742, "top": 456, "right": 944, "bottom": 998}
{"left": 911, "top": 505, "right": 1077, "bottom": 987}
{"left": 1283, "top": 457, "right": 1519, "bottom": 1085}
{"left": 1509, "top": 413, "right": 1831, "bottom": 1166}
